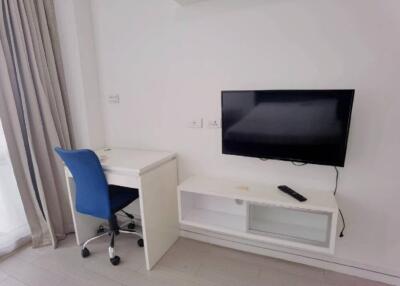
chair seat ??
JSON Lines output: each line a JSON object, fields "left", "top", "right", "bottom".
{"left": 109, "top": 185, "right": 139, "bottom": 214}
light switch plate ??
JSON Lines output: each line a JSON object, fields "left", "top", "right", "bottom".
{"left": 207, "top": 119, "right": 221, "bottom": 129}
{"left": 108, "top": 94, "right": 120, "bottom": 104}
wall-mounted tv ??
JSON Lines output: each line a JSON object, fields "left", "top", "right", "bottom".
{"left": 221, "top": 90, "right": 354, "bottom": 167}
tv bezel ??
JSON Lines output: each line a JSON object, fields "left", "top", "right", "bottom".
{"left": 221, "top": 89, "right": 354, "bottom": 167}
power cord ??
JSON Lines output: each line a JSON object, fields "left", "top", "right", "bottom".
{"left": 333, "top": 166, "right": 339, "bottom": 195}
{"left": 333, "top": 166, "right": 345, "bottom": 237}
{"left": 338, "top": 209, "right": 346, "bottom": 238}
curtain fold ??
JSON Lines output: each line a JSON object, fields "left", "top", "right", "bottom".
{"left": 0, "top": 120, "right": 30, "bottom": 255}
{"left": 0, "top": 0, "right": 74, "bottom": 249}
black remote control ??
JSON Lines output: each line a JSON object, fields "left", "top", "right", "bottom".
{"left": 277, "top": 185, "right": 307, "bottom": 202}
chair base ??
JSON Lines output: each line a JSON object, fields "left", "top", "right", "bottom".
{"left": 81, "top": 213, "right": 143, "bottom": 266}
{"left": 96, "top": 211, "right": 139, "bottom": 235}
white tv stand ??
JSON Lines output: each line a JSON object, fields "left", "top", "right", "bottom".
{"left": 178, "top": 176, "right": 338, "bottom": 254}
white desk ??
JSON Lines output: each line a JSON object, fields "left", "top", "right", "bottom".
{"left": 64, "top": 147, "right": 179, "bottom": 270}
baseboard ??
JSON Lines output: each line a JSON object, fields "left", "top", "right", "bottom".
{"left": 180, "top": 228, "right": 400, "bottom": 286}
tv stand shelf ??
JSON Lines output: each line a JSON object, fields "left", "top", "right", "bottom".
{"left": 178, "top": 176, "right": 339, "bottom": 254}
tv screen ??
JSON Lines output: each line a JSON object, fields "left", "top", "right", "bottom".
{"left": 221, "top": 90, "right": 354, "bottom": 167}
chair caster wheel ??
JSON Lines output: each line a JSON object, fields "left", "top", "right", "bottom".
{"left": 137, "top": 239, "right": 144, "bottom": 247}
{"left": 127, "top": 222, "right": 135, "bottom": 230}
{"left": 97, "top": 225, "right": 105, "bottom": 234}
{"left": 110, "top": 256, "right": 120, "bottom": 266}
{"left": 81, "top": 247, "right": 90, "bottom": 258}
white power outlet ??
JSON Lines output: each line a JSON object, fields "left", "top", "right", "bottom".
{"left": 207, "top": 119, "right": 221, "bottom": 129}
{"left": 108, "top": 94, "right": 120, "bottom": 104}
{"left": 188, "top": 118, "right": 203, "bottom": 128}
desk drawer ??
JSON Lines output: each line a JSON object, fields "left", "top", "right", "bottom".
{"left": 106, "top": 172, "right": 140, "bottom": 189}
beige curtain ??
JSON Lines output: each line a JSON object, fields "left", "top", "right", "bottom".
{"left": 0, "top": 0, "right": 74, "bottom": 248}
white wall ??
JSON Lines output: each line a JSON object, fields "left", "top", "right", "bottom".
{"left": 54, "top": 0, "right": 105, "bottom": 149}
{"left": 90, "top": 0, "right": 400, "bottom": 278}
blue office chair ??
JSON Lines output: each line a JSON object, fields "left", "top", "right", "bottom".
{"left": 55, "top": 147, "right": 143, "bottom": 266}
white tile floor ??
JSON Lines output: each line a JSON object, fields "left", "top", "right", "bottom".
{"left": 0, "top": 234, "right": 391, "bottom": 286}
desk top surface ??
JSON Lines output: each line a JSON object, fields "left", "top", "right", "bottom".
{"left": 95, "top": 147, "right": 176, "bottom": 175}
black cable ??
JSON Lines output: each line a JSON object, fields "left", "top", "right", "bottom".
{"left": 291, "top": 161, "right": 307, "bottom": 166}
{"left": 338, "top": 209, "right": 346, "bottom": 237}
{"left": 333, "top": 166, "right": 346, "bottom": 237}
{"left": 333, "top": 166, "right": 339, "bottom": 195}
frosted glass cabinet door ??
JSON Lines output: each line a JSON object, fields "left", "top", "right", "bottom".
{"left": 248, "top": 203, "right": 332, "bottom": 248}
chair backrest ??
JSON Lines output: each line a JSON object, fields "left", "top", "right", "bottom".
{"left": 55, "top": 147, "right": 112, "bottom": 219}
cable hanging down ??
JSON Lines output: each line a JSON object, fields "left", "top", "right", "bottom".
{"left": 338, "top": 209, "right": 346, "bottom": 238}
{"left": 333, "top": 166, "right": 339, "bottom": 195}
{"left": 333, "top": 166, "right": 346, "bottom": 237}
